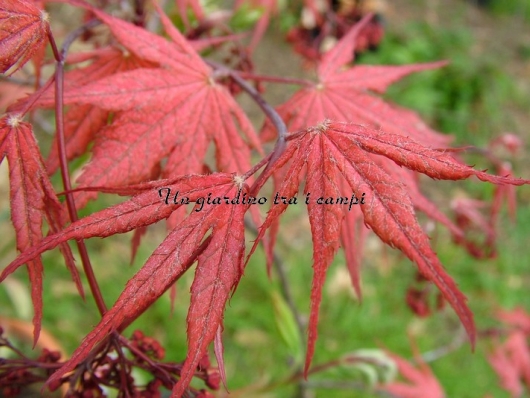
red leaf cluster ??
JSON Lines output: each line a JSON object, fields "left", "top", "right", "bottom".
{"left": 1, "top": 3, "right": 530, "bottom": 397}
{"left": 489, "top": 308, "right": 530, "bottom": 397}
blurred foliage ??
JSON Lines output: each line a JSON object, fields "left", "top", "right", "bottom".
{"left": 484, "top": 0, "right": 530, "bottom": 21}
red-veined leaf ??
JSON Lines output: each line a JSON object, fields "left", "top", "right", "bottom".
{"left": 262, "top": 17, "right": 450, "bottom": 148}
{"left": 2, "top": 173, "right": 250, "bottom": 396}
{"left": 35, "top": 9, "right": 261, "bottom": 208}
{"left": 0, "top": 0, "right": 49, "bottom": 74}
{"left": 0, "top": 115, "right": 81, "bottom": 345}
{"left": 252, "top": 120, "right": 530, "bottom": 374}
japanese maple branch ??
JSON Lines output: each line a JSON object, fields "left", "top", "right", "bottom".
{"left": 236, "top": 72, "right": 313, "bottom": 87}
{"left": 60, "top": 18, "right": 101, "bottom": 53}
{"left": 110, "top": 334, "right": 134, "bottom": 397}
{"left": 47, "top": 22, "right": 107, "bottom": 316}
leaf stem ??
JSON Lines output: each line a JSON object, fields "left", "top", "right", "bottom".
{"left": 206, "top": 60, "right": 288, "bottom": 195}
{"left": 236, "top": 72, "right": 313, "bottom": 86}
{"left": 117, "top": 334, "right": 175, "bottom": 385}
{"left": 60, "top": 19, "right": 101, "bottom": 56}
{"left": 47, "top": 28, "right": 107, "bottom": 316}
{"left": 241, "top": 152, "right": 272, "bottom": 181}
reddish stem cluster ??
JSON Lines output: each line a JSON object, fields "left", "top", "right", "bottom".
{"left": 0, "top": 327, "right": 220, "bottom": 397}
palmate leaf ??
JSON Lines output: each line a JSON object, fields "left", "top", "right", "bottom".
{"left": 489, "top": 331, "right": 530, "bottom": 397}
{"left": 36, "top": 6, "right": 262, "bottom": 208}
{"left": 0, "top": 173, "right": 249, "bottom": 396}
{"left": 262, "top": 15, "right": 450, "bottom": 148}
{"left": 259, "top": 14, "right": 489, "bottom": 314}
{"left": 251, "top": 121, "right": 530, "bottom": 375}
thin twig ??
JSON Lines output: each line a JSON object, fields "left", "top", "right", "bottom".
{"left": 117, "top": 335, "right": 175, "bottom": 386}
{"left": 206, "top": 60, "right": 290, "bottom": 197}
{"left": 236, "top": 71, "right": 313, "bottom": 87}
{"left": 111, "top": 334, "right": 133, "bottom": 398}
{"left": 60, "top": 19, "right": 101, "bottom": 58}
{"left": 47, "top": 25, "right": 108, "bottom": 316}
{"left": 242, "top": 152, "right": 273, "bottom": 180}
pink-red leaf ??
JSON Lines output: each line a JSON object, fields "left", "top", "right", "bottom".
{"left": 381, "top": 353, "right": 445, "bottom": 398}
{"left": 254, "top": 121, "right": 530, "bottom": 372}
{"left": 262, "top": 17, "right": 451, "bottom": 148}
{"left": 317, "top": 13, "right": 372, "bottom": 79}
{"left": 326, "top": 61, "right": 448, "bottom": 94}
{"left": 2, "top": 173, "right": 250, "bottom": 395}
{"left": 303, "top": 133, "right": 344, "bottom": 374}
{"left": 173, "top": 184, "right": 247, "bottom": 395}
{"left": 489, "top": 331, "right": 530, "bottom": 397}
{"left": 0, "top": 115, "right": 80, "bottom": 344}
{"left": 0, "top": 0, "right": 49, "bottom": 74}
{"left": 497, "top": 307, "right": 530, "bottom": 334}
{"left": 34, "top": 9, "right": 262, "bottom": 208}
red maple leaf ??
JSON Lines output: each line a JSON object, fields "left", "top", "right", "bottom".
{"left": 0, "top": 173, "right": 250, "bottom": 396}
{"left": 497, "top": 307, "right": 530, "bottom": 334}
{"left": 261, "top": 15, "right": 450, "bottom": 148}
{"left": 250, "top": 121, "right": 529, "bottom": 374}
{"left": 489, "top": 331, "right": 530, "bottom": 397}
{"left": 42, "top": 46, "right": 157, "bottom": 175}
{"left": 451, "top": 197, "right": 497, "bottom": 258}
{"left": 258, "top": 15, "right": 472, "bottom": 303}
{"left": 2, "top": 5, "right": 530, "bottom": 396}
{"left": 0, "top": 0, "right": 49, "bottom": 74}
{"left": 0, "top": 115, "right": 82, "bottom": 344}
{"left": 489, "top": 307, "right": 530, "bottom": 397}
{"left": 35, "top": 5, "right": 262, "bottom": 208}
{"left": 380, "top": 352, "right": 445, "bottom": 398}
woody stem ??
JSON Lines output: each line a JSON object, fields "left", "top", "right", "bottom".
{"left": 48, "top": 25, "right": 107, "bottom": 316}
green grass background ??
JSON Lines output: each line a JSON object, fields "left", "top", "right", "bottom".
{"left": 1, "top": 0, "right": 530, "bottom": 397}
